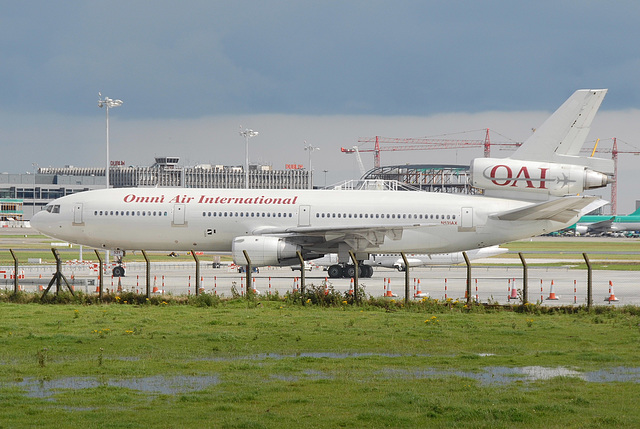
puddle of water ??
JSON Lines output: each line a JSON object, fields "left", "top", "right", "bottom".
{"left": 9, "top": 375, "right": 220, "bottom": 398}
{"left": 4, "top": 362, "right": 640, "bottom": 400}
{"left": 583, "top": 367, "right": 640, "bottom": 383}
{"left": 388, "top": 366, "right": 640, "bottom": 385}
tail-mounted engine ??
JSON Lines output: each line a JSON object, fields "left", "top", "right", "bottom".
{"left": 471, "top": 158, "right": 610, "bottom": 199}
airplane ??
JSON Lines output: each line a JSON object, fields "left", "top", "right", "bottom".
{"left": 31, "top": 89, "right": 614, "bottom": 278}
{"left": 573, "top": 206, "right": 640, "bottom": 235}
{"left": 308, "top": 246, "right": 508, "bottom": 276}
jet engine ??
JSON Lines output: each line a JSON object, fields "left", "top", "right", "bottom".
{"left": 574, "top": 225, "right": 589, "bottom": 235}
{"left": 231, "top": 236, "right": 301, "bottom": 267}
{"left": 471, "top": 158, "right": 610, "bottom": 198}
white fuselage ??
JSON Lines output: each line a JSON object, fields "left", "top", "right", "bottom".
{"left": 32, "top": 187, "right": 566, "bottom": 258}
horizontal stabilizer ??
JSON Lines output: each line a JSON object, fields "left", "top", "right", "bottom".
{"left": 491, "top": 196, "right": 606, "bottom": 223}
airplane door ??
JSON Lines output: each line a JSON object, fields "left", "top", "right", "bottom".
{"left": 461, "top": 207, "right": 473, "bottom": 228}
{"left": 298, "top": 205, "right": 311, "bottom": 226}
{"left": 173, "top": 204, "right": 186, "bottom": 226}
{"left": 73, "top": 203, "right": 84, "bottom": 225}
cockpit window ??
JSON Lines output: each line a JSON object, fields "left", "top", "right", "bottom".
{"left": 45, "top": 205, "right": 60, "bottom": 214}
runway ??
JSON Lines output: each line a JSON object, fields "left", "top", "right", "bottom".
{"left": 2, "top": 260, "right": 636, "bottom": 306}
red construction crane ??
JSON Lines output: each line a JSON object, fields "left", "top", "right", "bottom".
{"left": 342, "top": 129, "right": 519, "bottom": 169}
{"left": 583, "top": 138, "right": 640, "bottom": 215}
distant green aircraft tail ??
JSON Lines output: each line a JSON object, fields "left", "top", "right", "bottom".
{"left": 630, "top": 206, "right": 640, "bottom": 216}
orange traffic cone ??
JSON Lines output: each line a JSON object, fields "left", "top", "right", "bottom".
{"left": 415, "top": 279, "right": 428, "bottom": 298}
{"left": 385, "top": 278, "right": 397, "bottom": 297}
{"left": 547, "top": 280, "right": 559, "bottom": 300}
{"left": 508, "top": 285, "right": 518, "bottom": 300}
{"left": 117, "top": 277, "right": 122, "bottom": 292}
{"left": 152, "top": 286, "right": 159, "bottom": 293}
{"left": 605, "top": 281, "right": 619, "bottom": 302}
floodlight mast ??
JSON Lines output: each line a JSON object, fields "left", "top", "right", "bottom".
{"left": 239, "top": 128, "right": 259, "bottom": 189}
{"left": 98, "top": 93, "right": 123, "bottom": 189}
{"left": 304, "top": 141, "right": 320, "bottom": 189}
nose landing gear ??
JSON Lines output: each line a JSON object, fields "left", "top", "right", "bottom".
{"left": 112, "top": 250, "right": 126, "bottom": 277}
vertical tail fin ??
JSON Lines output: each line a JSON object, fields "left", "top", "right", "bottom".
{"left": 510, "top": 89, "right": 612, "bottom": 174}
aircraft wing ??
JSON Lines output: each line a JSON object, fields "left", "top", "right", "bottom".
{"left": 252, "top": 223, "right": 429, "bottom": 249}
{"left": 584, "top": 218, "right": 615, "bottom": 234}
{"left": 490, "top": 196, "right": 606, "bottom": 223}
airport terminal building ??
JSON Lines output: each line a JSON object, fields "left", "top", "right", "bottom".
{"left": 1, "top": 157, "right": 311, "bottom": 221}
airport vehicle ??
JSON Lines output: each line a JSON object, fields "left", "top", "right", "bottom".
{"left": 574, "top": 206, "right": 640, "bottom": 235}
{"left": 31, "top": 90, "right": 613, "bottom": 277}
{"left": 309, "top": 246, "right": 508, "bottom": 277}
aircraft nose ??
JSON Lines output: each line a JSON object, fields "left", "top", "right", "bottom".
{"left": 30, "top": 210, "right": 47, "bottom": 233}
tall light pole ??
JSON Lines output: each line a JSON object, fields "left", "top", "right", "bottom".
{"left": 239, "top": 128, "right": 259, "bottom": 189}
{"left": 98, "top": 93, "right": 123, "bottom": 189}
{"left": 304, "top": 141, "right": 320, "bottom": 189}
{"left": 31, "top": 162, "right": 39, "bottom": 219}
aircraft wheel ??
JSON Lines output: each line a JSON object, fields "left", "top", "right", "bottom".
{"left": 112, "top": 266, "right": 125, "bottom": 277}
{"left": 344, "top": 265, "right": 357, "bottom": 278}
{"left": 362, "top": 265, "right": 374, "bottom": 278}
{"left": 327, "top": 265, "right": 342, "bottom": 279}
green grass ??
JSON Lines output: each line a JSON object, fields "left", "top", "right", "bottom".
{"left": 504, "top": 240, "right": 640, "bottom": 253}
{"left": 1, "top": 299, "right": 640, "bottom": 427}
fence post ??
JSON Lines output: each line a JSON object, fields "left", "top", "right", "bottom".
{"left": 463, "top": 251, "right": 472, "bottom": 305}
{"left": 9, "top": 249, "right": 18, "bottom": 295}
{"left": 296, "top": 251, "right": 305, "bottom": 304}
{"left": 141, "top": 250, "right": 151, "bottom": 298}
{"left": 243, "top": 250, "right": 253, "bottom": 299}
{"left": 93, "top": 249, "right": 103, "bottom": 299}
{"left": 191, "top": 250, "right": 200, "bottom": 296}
{"left": 400, "top": 252, "right": 410, "bottom": 305}
{"left": 518, "top": 252, "right": 528, "bottom": 304}
{"left": 349, "top": 251, "right": 359, "bottom": 304}
{"left": 583, "top": 253, "right": 592, "bottom": 308}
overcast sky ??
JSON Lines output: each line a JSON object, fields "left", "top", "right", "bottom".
{"left": 2, "top": 1, "right": 640, "bottom": 212}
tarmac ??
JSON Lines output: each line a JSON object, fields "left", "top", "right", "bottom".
{"left": 1, "top": 260, "right": 636, "bottom": 306}
{"left": 1, "top": 228, "right": 638, "bottom": 305}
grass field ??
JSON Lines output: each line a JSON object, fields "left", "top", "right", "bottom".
{"left": 1, "top": 298, "right": 640, "bottom": 428}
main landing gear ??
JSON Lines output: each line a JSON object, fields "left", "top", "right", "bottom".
{"left": 327, "top": 264, "right": 373, "bottom": 279}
